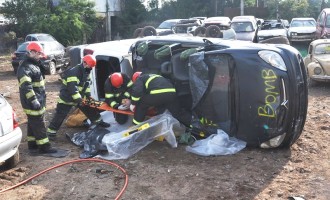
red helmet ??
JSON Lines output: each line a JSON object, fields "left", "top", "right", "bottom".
{"left": 82, "top": 54, "right": 96, "bottom": 68}
{"left": 110, "top": 72, "right": 124, "bottom": 88}
{"left": 132, "top": 72, "right": 142, "bottom": 82}
{"left": 26, "top": 42, "right": 43, "bottom": 53}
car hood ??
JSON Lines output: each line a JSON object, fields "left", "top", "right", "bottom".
{"left": 236, "top": 32, "right": 255, "bottom": 41}
{"left": 258, "top": 29, "right": 287, "bottom": 37}
{"left": 314, "top": 54, "right": 330, "bottom": 67}
{"left": 288, "top": 27, "right": 316, "bottom": 33}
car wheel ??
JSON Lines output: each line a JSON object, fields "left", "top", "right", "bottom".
{"left": 205, "top": 25, "right": 222, "bottom": 38}
{"left": 47, "top": 61, "right": 56, "bottom": 75}
{"left": 3, "top": 150, "right": 19, "bottom": 169}
{"left": 140, "top": 26, "right": 157, "bottom": 37}
{"left": 133, "top": 28, "right": 143, "bottom": 38}
{"left": 194, "top": 27, "right": 206, "bottom": 36}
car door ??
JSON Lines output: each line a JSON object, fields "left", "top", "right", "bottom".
{"left": 316, "top": 11, "right": 325, "bottom": 39}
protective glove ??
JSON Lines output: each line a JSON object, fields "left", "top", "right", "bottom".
{"left": 31, "top": 100, "right": 41, "bottom": 110}
{"left": 118, "top": 104, "right": 129, "bottom": 110}
{"left": 130, "top": 104, "right": 136, "bottom": 112}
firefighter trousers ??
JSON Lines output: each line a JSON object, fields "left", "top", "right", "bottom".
{"left": 133, "top": 92, "right": 192, "bottom": 126}
{"left": 27, "top": 114, "right": 50, "bottom": 147}
{"left": 48, "top": 103, "right": 102, "bottom": 132}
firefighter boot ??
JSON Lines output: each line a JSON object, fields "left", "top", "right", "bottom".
{"left": 39, "top": 143, "right": 58, "bottom": 154}
{"left": 28, "top": 141, "right": 38, "bottom": 152}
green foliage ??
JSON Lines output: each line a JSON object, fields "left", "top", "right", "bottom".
{"left": 0, "top": 0, "right": 98, "bottom": 46}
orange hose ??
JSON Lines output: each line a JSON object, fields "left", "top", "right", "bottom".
{"left": 0, "top": 158, "right": 129, "bottom": 200}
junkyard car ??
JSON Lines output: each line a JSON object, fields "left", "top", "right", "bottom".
{"left": 86, "top": 35, "right": 308, "bottom": 148}
{"left": 303, "top": 39, "right": 330, "bottom": 86}
{"left": 0, "top": 94, "right": 22, "bottom": 169}
{"left": 288, "top": 18, "right": 316, "bottom": 43}
{"left": 257, "top": 20, "right": 288, "bottom": 42}
{"left": 230, "top": 15, "right": 259, "bottom": 42}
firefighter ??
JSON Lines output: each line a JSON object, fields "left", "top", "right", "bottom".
{"left": 130, "top": 72, "right": 192, "bottom": 126}
{"left": 17, "top": 42, "right": 57, "bottom": 154}
{"left": 104, "top": 72, "right": 133, "bottom": 124}
{"left": 47, "top": 55, "right": 110, "bottom": 139}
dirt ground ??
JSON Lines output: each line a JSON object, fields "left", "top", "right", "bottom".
{"left": 0, "top": 53, "right": 329, "bottom": 200}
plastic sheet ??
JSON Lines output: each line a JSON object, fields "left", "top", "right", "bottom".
{"left": 99, "top": 111, "right": 186, "bottom": 160}
{"left": 186, "top": 129, "right": 246, "bottom": 156}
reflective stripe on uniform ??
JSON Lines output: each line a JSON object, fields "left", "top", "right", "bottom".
{"left": 19, "top": 76, "right": 32, "bottom": 87}
{"left": 27, "top": 136, "right": 36, "bottom": 141}
{"left": 78, "top": 86, "right": 83, "bottom": 91}
{"left": 127, "top": 80, "right": 133, "bottom": 87}
{"left": 23, "top": 107, "right": 46, "bottom": 115}
{"left": 58, "top": 98, "right": 76, "bottom": 105}
{"left": 85, "top": 88, "right": 91, "bottom": 92}
{"left": 67, "top": 76, "right": 79, "bottom": 83}
{"left": 32, "top": 80, "right": 45, "bottom": 87}
{"left": 72, "top": 92, "right": 81, "bottom": 100}
{"left": 36, "top": 137, "right": 50, "bottom": 145}
{"left": 25, "top": 90, "right": 35, "bottom": 99}
{"left": 110, "top": 101, "right": 117, "bottom": 107}
{"left": 131, "top": 96, "right": 140, "bottom": 101}
{"left": 150, "top": 88, "right": 176, "bottom": 94}
{"left": 145, "top": 75, "right": 161, "bottom": 89}
{"left": 124, "top": 92, "right": 130, "bottom": 98}
{"left": 133, "top": 118, "right": 142, "bottom": 125}
{"left": 115, "top": 93, "right": 120, "bottom": 97}
{"left": 47, "top": 128, "right": 57, "bottom": 134}
{"left": 105, "top": 93, "right": 114, "bottom": 98}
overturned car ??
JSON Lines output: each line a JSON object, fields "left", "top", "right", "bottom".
{"left": 86, "top": 35, "right": 308, "bottom": 148}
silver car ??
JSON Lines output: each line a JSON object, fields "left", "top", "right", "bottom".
{"left": 0, "top": 94, "right": 22, "bottom": 169}
{"left": 288, "top": 18, "right": 316, "bottom": 42}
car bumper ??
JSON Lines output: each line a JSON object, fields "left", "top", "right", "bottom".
{"left": 0, "top": 127, "right": 22, "bottom": 162}
{"left": 289, "top": 36, "right": 314, "bottom": 41}
{"left": 311, "top": 74, "right": 330, "bottom": 81}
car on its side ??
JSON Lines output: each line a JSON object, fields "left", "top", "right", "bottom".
{"left": 303, "top": 39, "right": 330, "bottom": 86}
{"left": 86, "top": 35, "right": 308, "bottom": 148}
{"left": 199, "top": 16, "right": 233, "bottom": 38}
{"left": 257, "top": 19, "right": 288, "bottom": 42}
{"left": 0, "top": 94, "right": 22, "bottom": 169}
{"left": 230, "top": 15, "right": 259, "bottom": 42}
{"left": 11, "top": 41, "right": 69, "bottom": 75}
{"left": 288, "top": 18, "right": 316, "bottom": 43}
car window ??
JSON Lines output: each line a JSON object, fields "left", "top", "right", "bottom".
{"left": 157, "top": 21, "right": 177, "bottom": 29}
{"left": 325, "top": 15, "right": 330, "bottom": 28}
{"left": 37, "top": 35, "right": 56, "bottom": 41}
{"left": 314, "top": 43, "right": 330, "bottom": 55}
{"left": 291, "top": 20, "right": 316, "bottom": 27}
{"left": 319, "top": 12, "right": 325, "bottom": 25}
{"left": 231, "top": 22, "right": 254, "bottom": 32}
{"left": 17, "top": 43, "right": 29, "bottom": 51}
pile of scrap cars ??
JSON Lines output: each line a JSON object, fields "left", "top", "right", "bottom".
{"left": 65, "top": 25, "right": 308, "bottom": 159}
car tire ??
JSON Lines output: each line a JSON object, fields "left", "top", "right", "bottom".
{"left": 133, "top": 28, "right": 143, "bottom": 38}
{"left": 47, "top": 61, "right": 56, "bottom": 75}
{"left": 205, "top": 25, "right": 222, "bottom": 38}
{"left": 3, "top": 150, "right": 19, "bottom": 169}
{"left": 194, "top": 27, "right": 206, "bottom": 36}
{"left": 140, "top": 26, "right": 157, "bottom": 37}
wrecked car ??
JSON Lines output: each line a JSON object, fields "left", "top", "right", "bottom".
{"left": 303, "top": 39, "right": 330, "bottom": 86}
{"left": 84, "top": 35, "right": 307, "bottom": 149}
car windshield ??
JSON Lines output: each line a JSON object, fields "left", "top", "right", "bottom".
{"left": 17, "top": 43, "right": 28, "bottom": 51}
{"left": 314, "top": 43, "right": 330, "bottom": 55}
{"left": 231, "top": 22, "right": 254, "bottom": 32}
{"left": 290, "top": 20, "right": 316, "bottom": 27}
{"left": 157, "top": 21, "right": 177, "bottom": 29}
{"left": 37, "top": 35, "right": 56, "bottom": 41}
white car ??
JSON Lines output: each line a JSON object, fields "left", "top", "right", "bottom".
{"left": 0, "top": 94, "right": 22, "bottom": 169}
{"left": 288, "top": 18, "right": 316, "bottom": 42}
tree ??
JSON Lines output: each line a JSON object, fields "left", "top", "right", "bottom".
{"left": 0, "top": 0, "right": 99, "bottom": 46}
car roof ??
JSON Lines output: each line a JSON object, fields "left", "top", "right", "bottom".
{"left": 232, "top": 16, "right": 256, "bottom": 22}
{"left": 310, "top": 39, "right": 330, "bottom": 46}
{"left": 204, "top": 17, "right": 230, "bottom": 22}
{"left": 162, "top": 19, "right": 184, "bottom": 22}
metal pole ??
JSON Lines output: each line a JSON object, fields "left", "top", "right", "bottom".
{"left": 241, "top": 0, "right": 244, "bottom": 15}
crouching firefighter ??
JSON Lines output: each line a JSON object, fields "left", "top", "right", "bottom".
{"left": 104, "top": 72, "right": 133, "bottom": 124}
{"left": 17, "top": 42, "right": 57, "bottom": 153}
{"left": 47, "top": 55, "right": 110, "bottom": 139}
{"left": 130, "top": 72, "right": 192, "bottom": 126}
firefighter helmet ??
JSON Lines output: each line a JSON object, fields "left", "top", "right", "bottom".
{"left": 26, "top": 42, "right": 43, "bottom": 53}
{"left": 82, "top": 55, "right": 96, "bottom": 68}
{"left": 110, "top": 72, "right": 124, "bottom": 88}
{"left": 132, "top": 72, "right": 142, "bottom": 82}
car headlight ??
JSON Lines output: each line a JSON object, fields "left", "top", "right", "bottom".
{"left": 314, "top": 67, "right": 322, "bottom": 75}
{"left": 258, "top": 50, "right": 287, "bottom": 71}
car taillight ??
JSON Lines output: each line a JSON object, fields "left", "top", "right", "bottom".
{"left": 12, "top": 109, "right": 19, "bottom": 129}
{"left": 83, "top": 49, "right": 94, "bottom": 56}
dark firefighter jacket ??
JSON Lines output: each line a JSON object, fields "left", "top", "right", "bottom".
{"left": 104, "top": 73, "right": 133, "bottom": 108}
{"left": 131, "top": 74, "right": 176, "bottom": 105}
{"left": 59, "top": 64, "right": 91, "bottom": 105}
{"left": 17, "top": 56, "right": 46, "bottom": 116}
